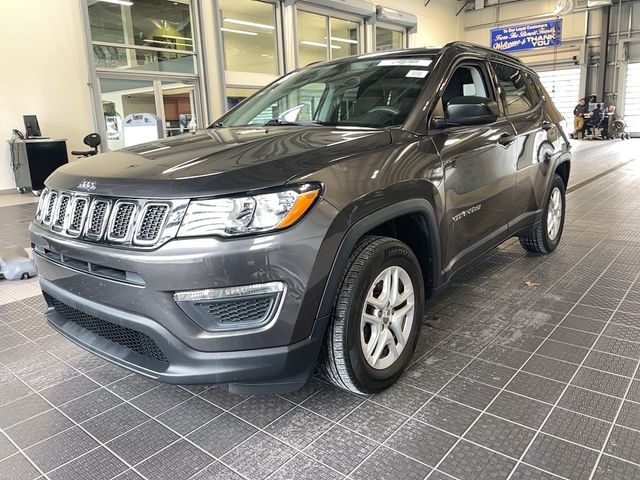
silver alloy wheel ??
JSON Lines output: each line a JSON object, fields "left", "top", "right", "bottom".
{"left": 547, "top": 186, "right": 563, "bottom": 241}
{"left": 360, "top": 266, "right": 415, "bottom": 370}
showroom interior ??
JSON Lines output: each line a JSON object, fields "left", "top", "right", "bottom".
{"left": 2, "top": 0, "right": 640, "bottom": 479}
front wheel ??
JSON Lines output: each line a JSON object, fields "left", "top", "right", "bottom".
{"left": 319, "top": 236, "right": 424, "bottom": 394}
{"left": 520, "top": 174, "right": 566, "bottom": 254}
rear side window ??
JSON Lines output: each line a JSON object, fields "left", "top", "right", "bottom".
{"left": 492, "top": 62, "right": 536, "bottom": 115}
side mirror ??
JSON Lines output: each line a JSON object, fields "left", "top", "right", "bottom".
{"left": 442, "top": 96, "right": 500, "bottom": 127}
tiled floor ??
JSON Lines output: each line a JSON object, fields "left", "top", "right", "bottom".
{"left": 1, "top": 140, "right": 640, "bottom": 480}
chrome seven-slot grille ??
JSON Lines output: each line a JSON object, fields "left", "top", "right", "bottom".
{"left": 35, "top": 188, "right": 184, "bottom": 248}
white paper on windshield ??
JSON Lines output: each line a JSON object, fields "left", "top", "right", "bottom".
{"left": 378, "top": 59, "right": 432, "bottom": 67}
{"left": 406, "top": 70, "right": 428, "bottom": 78}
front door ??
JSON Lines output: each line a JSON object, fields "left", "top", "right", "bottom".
{"left": 429, "top": 62, "right": 518, "bottom": 277}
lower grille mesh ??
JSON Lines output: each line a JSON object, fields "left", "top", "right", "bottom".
{"left": 50, "top": 298, "right": 168, "bottom": 363}
{"left": 203, "top": 296, "right": 274, "bottom": 324}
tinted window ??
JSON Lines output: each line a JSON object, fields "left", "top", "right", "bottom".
{"left": 434, "top": 64, "right": 491, "bottom": 118}
{"left": 492, "top": 63, "right": 536, "bottom": 115}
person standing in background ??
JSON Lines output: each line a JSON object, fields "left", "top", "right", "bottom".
{"left": 572, "top": 98, "right": 588, "bottom": 139}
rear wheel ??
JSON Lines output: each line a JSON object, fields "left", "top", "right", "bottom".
{"left": 319, "top": 236, "right": 424, "bottom": 394}
{"left": 520, "top": 173, "right": 566, "bottom": 254}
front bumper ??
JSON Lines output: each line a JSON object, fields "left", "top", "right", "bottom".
{"left": 30, "top": 199, "right": 339, "bottom": 392}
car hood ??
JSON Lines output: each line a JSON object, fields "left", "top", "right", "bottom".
{"left": 47, "top": 126, "right": 392, "bottom": 198}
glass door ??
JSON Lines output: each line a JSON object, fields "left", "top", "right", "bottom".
{"left": 98, "top": 76, "right": 200, "bottom": 150}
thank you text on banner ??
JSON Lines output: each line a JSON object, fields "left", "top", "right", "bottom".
{"left": 490, "top": 19, "right": 562, "bottom": 53}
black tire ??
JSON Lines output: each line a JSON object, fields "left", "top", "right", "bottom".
{"left": 520, "top": 173, "right": 566, "bottom": 254}
{"left": 319, "top": 236, "right": 424, "bottom": 394}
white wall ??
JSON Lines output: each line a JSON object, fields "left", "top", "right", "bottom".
{"left": 377, "top": 0, "right": 460, "bottom": 47}
{"left": 0, "top": 0, "right": 94, "bottom": 192}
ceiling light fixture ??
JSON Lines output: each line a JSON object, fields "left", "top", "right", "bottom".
{"left": 328, "top": 36, "right": 358, "bottom": 45}
{"left": 301, "top": 40, "right": 341, "bottom": 49}
{"left": 221, "top": 27, "right": 258, "bottom": 36}
{"left": 224, "top": 18, "right": 275, "bottom": 30}
{"left": 98, "top": 0, "right": 134, "bottom": 5}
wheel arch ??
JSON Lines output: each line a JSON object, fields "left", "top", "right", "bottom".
{"left": 316, "top": 198, "right": 442, "bottom": 320}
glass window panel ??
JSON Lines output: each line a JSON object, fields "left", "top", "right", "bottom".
{"left": 329, "top": 18, "right": 359, "bottom": 60}
{"left": 162, "top": 82, "right": 197, "bottom": 136}
{"left": 376, "top": 27, "right": 403, "bottom": 52}
{"left": 88, "top": 2, "right": 126, "bottom": 43}
{"left": 100, "top": 78, "right": 159, "bottom": 150}
{"left": 219, "top": 0, "right": 278, "bottom": 75}
{"left": 492, "top": 63, "right": 535, "bottom": 115}
{"left": 226, "top": 87, "right": 259, "bottom": 110}
{"left": 93, "top": 45, "right": 196, "bottom": 74}
{"left": 297, "top": 11, "right": 329, "bottom": 66}
{"left": 88, "top": 0, "right": 193, "bottom": 49}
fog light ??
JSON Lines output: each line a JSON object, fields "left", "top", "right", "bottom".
{"left": 174, "top": 282, "right": 285, "bottom": 332}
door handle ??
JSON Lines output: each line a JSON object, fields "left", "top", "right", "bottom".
{"left": 542, "top": 121, "right": 553, "bottom": 131}
{"left": 497, "top": 133, "right": 515, "bottom": 146}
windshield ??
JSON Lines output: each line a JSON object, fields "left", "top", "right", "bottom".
{"left": 218, "top": 56, "right": 434, "bottom": 128}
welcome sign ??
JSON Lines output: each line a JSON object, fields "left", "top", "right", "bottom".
{"left": 490, "top": 19, "right": 562, "bottom": 52}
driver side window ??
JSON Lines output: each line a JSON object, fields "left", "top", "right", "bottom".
{"left": 433, "top": 64, "right": 491, "bottom": 118}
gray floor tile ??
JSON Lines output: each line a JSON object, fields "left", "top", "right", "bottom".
{"left": 506, "top": 372, "right": 566, "bottom": 404}
{"left": 388, "top": 419, "right": 457, "bottom": 466}
{"left": 222, "top": 432, "right": 296, "bottom": 480}
{"left": 415, "top": 395, "right": 480, "bottom": 436}
{"left": 438, "top": 440, "right": 515, "bottom": 480}
{"left": 83, "top": 364, "right": 130, "bottom": 385}
{"left": 548, "top": 327, "right": 597, "bottom": 348}
{"left": 340, "top": 401, "right": 406, "bottom": 442}
{"left": 0, "top": 434, "right": 18, "bottom": 461}
{"left": 269, "top": 453, "right": 345, "bottom": 480}
{"left": 58, "top": 388, "right": 122, "bottom": 423}
{"left": 300, "top": 386, "right": 365, "bottom": 421}
{"left": 594, "top": 336, "right": 640, "bottom": 360}
{"left": 402, "top": 363, "right": 456, "bottom": 393}
{"left": 265, "top": 407, "right": 333, "bottom": 449}
{"left": 106, "top": 420, "right": 179, "bottom": 465}
{"left": 47, "top": 447, "right": 128, "bottom": 480}
{"left": 187, "top": 413, "right": 257, "bottom": 458}
{"left": 304, "top": 425, "right": 377, "bottom": 474}
{"left": 25, "top": 427, "right": 98, "bottom": 473}
{"left": 560, "top": 315, "right": 607, "bottom": 334}
{"left": 570, "top": 367, "right": 630, "bottom": 398}
{"left": 465, "top": 414, "right": 535, "bottom": 458}
{"left": 522, "top": 354, "right": 578, "bottom": 383}
{"left": 524, "top": 433, "right": 599, "bottom": 480}
{"left": 137, "top": 440, "right": 213, "bottom": 480}
{"left": 584, "top": 350, "right": 638, "bottom": 377}
{"left": 105, "top": 374, "right": 159, "bottom": 400}
{"left": 487, "top": 391, "right": 552, "bottom": 429}
{"left": 0, "top": 393, "right": 51, "bottom": 429}
{"left": 277, "top": 378, "right": 326, "bottom": 405}
{"left": 229, "top": 394, "right": 294, "bottom": 428}
{"left": 509, "top": 463, "right": 563, "bottom": 479}
{"left": 5, "top": 409, "right": 74, "bottom": 448}
{"left": 537, "top": 339, "right": 589, "bottom": 364}
{"left": 459, "top": 359, "right": 516, "bottom": 388}
{"left": 542, "top": 407, "right": 611, "bottom": 449}
{"left": 39, "top": 375, "right": 99, "bottom": 406}
{"left": 351, "top": 447, "right": 431, "bottom": 480}
{"left": 558, "top": 386, "right": 622, "bottom": 422}
{"left": 81, "top": 403, "right": 151, "bottom": 443}
{"left": 593, "top": 454, "right": 640, "bottom": 480}
{"left": 0, "top": 453, "right": 41, "bottom": 480}
{"left": 372, "top": 382, "right": 430, "bottom": 416}
{"left": 478, "top": 345, "right": 532, "bottom": 369}
{"left": 157, "top": 396, "right": 223, "bottom": 436}
{"left": 190, "top": 462, "right": 245, "bottom": 480}
{"left": 616, "top": 400, "right": 640, "bottom": 431}
{"left": 439, "top": 377, "right": 500, "bottom": 410}
{"left": 198, "top": 386, "right": 247, "bottom": 410}
{"left": 129, "top": 384, "right": 192, "bottom": 417}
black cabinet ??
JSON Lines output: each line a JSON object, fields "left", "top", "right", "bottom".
{"left": 8, "top": 139, "right": 69, "bottom": 193}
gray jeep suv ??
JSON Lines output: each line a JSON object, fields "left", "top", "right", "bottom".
{"left": 30, "top": 42, "right": 571, "bottom": 394}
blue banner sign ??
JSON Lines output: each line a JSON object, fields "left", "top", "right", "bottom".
{"left": 490, "top": 19, "right": 562, "bottom": 52}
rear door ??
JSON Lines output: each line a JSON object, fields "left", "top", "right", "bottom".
{"left": 490, "top": 62, "right": 556, "bottom": 230}
{"left": 429, "top": 60, "right": 518, "bottom": 277}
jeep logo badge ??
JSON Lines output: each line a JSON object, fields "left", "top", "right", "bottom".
{"left": 77, "top": 179, "right": 97, "bottom": 191}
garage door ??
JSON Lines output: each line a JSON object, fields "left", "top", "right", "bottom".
{"left": 623, "top": 63, "right": 640, "bottom": 133}
{"left": 536, "top": 68, "right": 581, "bottom": 125}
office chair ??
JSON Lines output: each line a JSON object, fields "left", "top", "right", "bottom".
{"left": 71, "top": 133, "right": 101, "bottom": 157}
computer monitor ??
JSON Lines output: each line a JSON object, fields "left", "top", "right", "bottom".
{"left": 23, "top": 115, "right": 42, "bottom": 138}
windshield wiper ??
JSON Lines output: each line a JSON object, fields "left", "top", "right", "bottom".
{"left": 263, "top": 119, "right": 323, "bottom": 126}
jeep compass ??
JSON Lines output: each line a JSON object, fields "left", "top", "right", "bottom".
{"left": 30, "top": 42, "right": 571, "bottom": 394}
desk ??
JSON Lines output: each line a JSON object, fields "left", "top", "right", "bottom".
{"left": 7, "top": 139, "right": 68, "bottom": 193}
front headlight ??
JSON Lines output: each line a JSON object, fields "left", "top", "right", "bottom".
{"left": 177, "top": 184, "right": 321, "bottom": 238}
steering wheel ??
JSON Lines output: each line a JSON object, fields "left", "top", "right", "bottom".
{"left": 366, "top": 105, "right": 401, "bottom": 115}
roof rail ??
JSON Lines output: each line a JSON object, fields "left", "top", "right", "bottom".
{"left": 443, "top": 41, "right": 525, "bottom": 64}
